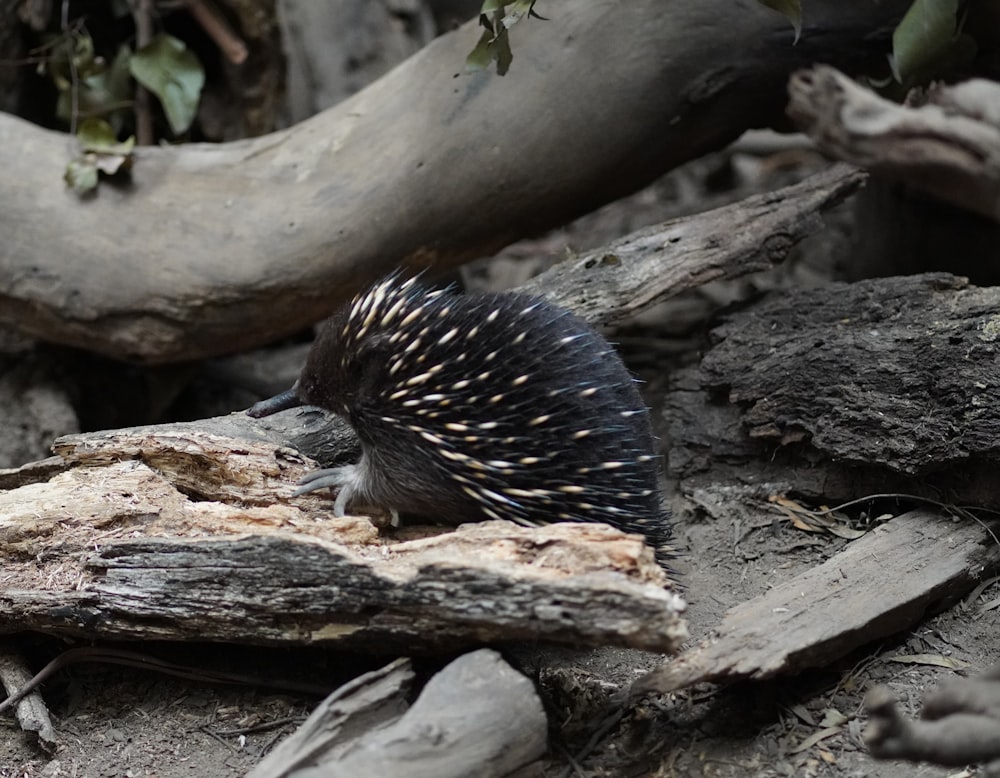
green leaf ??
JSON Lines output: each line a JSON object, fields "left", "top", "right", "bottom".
{"left": 502, "top": 0, "right": 536, "bottom": 29}
{"left": 466, "top": 6, "right": 523, "bottom": 75}
{"left": 758, "top": 0, "right": 802, "bottom": 44}
{"left": 77, "top": 117, "right": 135, "bottom": 156}
{"left": 129, "top": 33, "right": 205, "bottom": 135}
{"left": 70, "top": 119, "right": 135, "bottom": 186}
{"left": 891, "top": 0, "right": 959, "bottom": 83}
{"left": 466, "top": 29, "right": 497, "bottom": 71}
{"left": 64, "top": 157, "right": 99, "bottom": 194}
{"left": 76, "top": 117, "right": 118, "bottom": 149}
{"left": 494, "top": 27, "right": 513, "bottom": 75}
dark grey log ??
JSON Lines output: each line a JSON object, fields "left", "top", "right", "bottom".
{"left": 667, "top": 273, "right": 1000, "bottom": 506}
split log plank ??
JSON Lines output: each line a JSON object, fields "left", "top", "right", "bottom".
{"left": 519, "top": 164, "right": 864, "bottom": 327}
{"left": 636, "top": 509, "right": 1000, "bottom": 694}
{"left": 248, "top": 657, "right": 415, "bottom": 778}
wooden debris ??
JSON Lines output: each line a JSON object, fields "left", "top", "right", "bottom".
{"left": 519, "top": 164, "right": 864, "bottom": 326}
{"left": 635, "top": 509, "right": 1000, "bottom": 694}
{"left": 0, "top": 645, "right": 57, "bottom": 753}
{"left": 249, "top": 649, "right": 547, "bottom": 778}
{"left": 667, "top": 272, "right": 1000, "bottom": 508}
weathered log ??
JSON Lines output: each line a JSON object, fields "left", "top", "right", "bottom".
{"left": 789, "top": 66, "right": 1000, "bottom": 222}
{"left": 0, "top": 425, "right": 687, "bottom": 653}
{"left": 0, "top": 0, "right": 909, "bottom": 362}
{"left": 0, "top": 645, "right": 57, "bottom": 753}
{"left": 636, "top": 509, "right": 1000, "bottom": 694}
{"left": 247, "top": 657, "right": 415, "bottom": 778}
{"left": 518, "top": 164, "right": 864, "bottom": 327}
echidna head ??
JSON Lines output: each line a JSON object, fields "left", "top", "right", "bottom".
{"left": 298, "top": 274, "right": 423, "bottom": 421}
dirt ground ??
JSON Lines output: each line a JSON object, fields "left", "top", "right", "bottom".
{"left": 3, "top": 154, "right": 998, "bottom": 777}
{"left": 3, "top": 501, "right": 996, "bottom": 777}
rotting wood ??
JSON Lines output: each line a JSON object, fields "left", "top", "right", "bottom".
{"left": 519, "top": 164, "right": 864, "bottom": 327}
{"left": 0, "top": 428, "right": 686, "bottom": 653}
{"left": 0, "top": 0, "right": 910, "bottom": 363}
{"left": 247, "top": 657, "right": 415, "bottom": 778}
{"left": 251, "top": 649, "right": 547, "bottom": 778}
{"left": 666, "top": 272, "right": 1000, "bottom": 508}
{"left": 788, "top": 66, "right": 1000, "bottom": 222}
{"left": 634, "top": 509, "right": 1000, "bottom": 695}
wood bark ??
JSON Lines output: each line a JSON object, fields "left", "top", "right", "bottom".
{"left": 667, "top": 272, "right": 1000, "bottom": 508}
{"left": 252, "top": 649, "right": 547, "bottom": 778}
{"left": 0, "top": 0, "right": 910, "bottom": 363}
{"left": 0, "top": 645, "right": 57, "bottom": 753}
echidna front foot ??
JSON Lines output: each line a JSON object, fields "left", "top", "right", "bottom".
{"left": 292, "top": 464, "right": 401, "bottom": 526}
{"left": 292, "top": 465, "right": 357, "bottom": 516}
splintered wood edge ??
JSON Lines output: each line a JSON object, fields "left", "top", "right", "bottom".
{"left": 0, "top": 428, "right": 687, "bottom": 654}
{"left": 636, "top": 509, "right": 1000, "bottom": 694}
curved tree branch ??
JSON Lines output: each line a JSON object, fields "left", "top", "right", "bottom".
{"left": 0, "top": 0, "right": 909, "bottom": 363}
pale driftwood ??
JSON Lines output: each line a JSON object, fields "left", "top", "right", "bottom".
{"left": 666, "top": 273, "right": 1000, "bottom": 508}
{"left": 251, "top": 650, "right": 546, "bottom": 778}
{"left": 788, "top": 66, "right": 1000, "bottom": 222}
{"left": 635, "top": 509, "right": 1000, "bottom": 695}
{"left": 0, "top": 425, "right": 686, "bottom": 653}
{"left": 249, "top": 657, "right": 415, "bottom": 778}
{"left": 0, "top": 0, "right": 910, "bottom": 363}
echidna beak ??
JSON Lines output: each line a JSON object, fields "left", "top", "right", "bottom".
{"left": 246, "top": 380, "right": 303, "bottom": 418}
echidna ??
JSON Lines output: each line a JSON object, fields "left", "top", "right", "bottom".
{"left": 248, "top": 274, "right": 671, "bottom": 563}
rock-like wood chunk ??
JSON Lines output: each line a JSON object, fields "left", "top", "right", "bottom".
{"left": 251, "top": 650, "right": 546, "bottom": 778}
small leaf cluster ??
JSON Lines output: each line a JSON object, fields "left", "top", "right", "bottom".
{"left": 757, "top": 0, "right": 969, "bottom": 86}
{"left": 37, "top": 10, "right": 205, "bottom": 194}
{"left": 466, "top": 1, "right": 545, "bottom": 76}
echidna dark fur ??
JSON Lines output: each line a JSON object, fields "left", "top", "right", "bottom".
{"left": 248, "top": 274, "right": 672, "bottom": 566}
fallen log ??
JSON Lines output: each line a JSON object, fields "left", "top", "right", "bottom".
{"left": 0, "top": 0, "right": 909, "bottom": 362}
{"left": 667, "top": 272, "right": 1000, "bottom": 508}
{"left": 0, "top": 425, "right": 687, "bottom": 653}
{"left": 789, "top": 66, "right": 1000, "bottom": 223}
